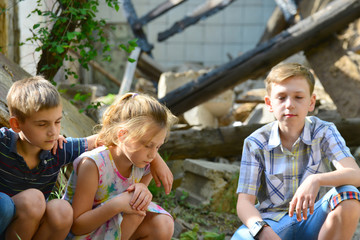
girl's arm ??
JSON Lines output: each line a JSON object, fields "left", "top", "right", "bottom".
{"left": 71, "top": 157, "right": 144, "bottom": 235}
{"left": 150, "top": 153, "right": 173, "bottom": 195}
{"left": 127, "top": 173, "right": 153, "bottom": 211}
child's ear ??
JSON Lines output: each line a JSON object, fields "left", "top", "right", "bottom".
{"left": 9, "top": 117, "right": 21, "bottom": 133}
{"left": 117, "top": 128, "right": 128, "bottom": 141}
{"left": 309, "top": 93, "right": 316, "bottom": 112}
{"left": 264, "top": 96, "right": 273, "bottom": 112}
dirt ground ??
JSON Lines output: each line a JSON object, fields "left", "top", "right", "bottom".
{"left": 151, "top": 184, "right": 241, "bottom": 240}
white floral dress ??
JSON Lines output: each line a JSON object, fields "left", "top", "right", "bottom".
{"left": 63, "top": 146, "right": 171, "bottom": 240}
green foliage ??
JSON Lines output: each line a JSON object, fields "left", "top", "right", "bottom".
{"left": 203, "top": 232, "right": 225, "bottom": 240}
{"left": 49, "top": 165, "right": 69, "bottom": 200}
{"left": 180, "top": 224, "right": 199, "bottom": 240}
{"left": 25, "top": 0, "right": 138, "bottom": 81}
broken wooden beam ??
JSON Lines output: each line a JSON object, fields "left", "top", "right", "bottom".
{"left": 159, "top": 0, "right": 360, "bottom": 115}
{"left": 274, "top": 0, "right": 298, "bottom": 23}
{"left": 158, "top": 0, "right": 235, "bottom": 42}
{"left": 134, "top": 0, "right": 187, "bottom": 30}
{"left": 161, "top": 118, "right": 360, "bottom": 160}
{"left": 121, "top": 0, "right": 153, "bottom": 54}
{"left": 136, "top": 52, "right": 165, "bottom": 83}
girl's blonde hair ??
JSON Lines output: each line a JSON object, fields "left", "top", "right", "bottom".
{"left": 265, "top": 63, "right": 315, "bottom": 94}
{"left": 96, "top": 92, "right": 178, "bottom": 146}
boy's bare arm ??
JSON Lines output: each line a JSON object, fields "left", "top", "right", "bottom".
{"left": 289, "top": 157, "right": 360, "bottom": 221}
{"left": 86, "top": 134, "right": 98, "bottom": 150}
{"left": 237, "top": 193, "right": 281, "bottom": 240}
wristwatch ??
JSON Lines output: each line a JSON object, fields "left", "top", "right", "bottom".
{"left": 249, "top": 220, "right": 269, "bottom": 239}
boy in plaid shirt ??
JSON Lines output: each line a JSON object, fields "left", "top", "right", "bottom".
{"left": 232, "top": 63, "right": 360, "bottom": 240}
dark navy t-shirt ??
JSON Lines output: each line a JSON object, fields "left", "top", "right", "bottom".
{"left": 0, "top": 127, "right": 87, "bottom": 199}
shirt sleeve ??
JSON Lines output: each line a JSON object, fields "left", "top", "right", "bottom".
{"left": 321, "top": 123, "right": 353, "bottom": 164}
{"left": 237, "top": 137, "right": 264, "bottom": 195}
{"left": 56, "top": 137, "right": 88, "bottom": 165}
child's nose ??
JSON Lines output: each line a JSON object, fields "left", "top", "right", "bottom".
{"left": 285, "top": 98, "right": 294, "bottom": 108}
{"left": 47, "top": 125, "right": 56, "bottom": 136}
{"left": 148, "top": 148, "right": 157, "bottom": 160}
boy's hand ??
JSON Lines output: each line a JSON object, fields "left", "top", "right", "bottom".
{"left": 150, "top": 156, "right": 173, "bottom": 195}
{"left": 127, "top": 183, "right": 152, "bottom": 211}
{"left": 289, "top": 174, "right": 320, "bottom": 221}
{"left": 52, "top": 135, "right": 67, "bottom": 154}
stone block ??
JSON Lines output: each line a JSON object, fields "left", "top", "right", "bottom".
{"left": 183, "top": 105, "right": 217, "bottom": 128}
{"left": 176, "top": 159, "right": 239, "bottom": 211}
{"left": 158, "top": 70, "right": 234, "bottom": 128}
{"left": 203, "top": 89, "right": 234, "bottom": 117}
{"left": 244, "top": 103, "right": 275, "bottom": 125}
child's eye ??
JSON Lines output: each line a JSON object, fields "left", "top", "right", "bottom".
{"left": 295, "top": 96, "right": 303, "bottom": 99}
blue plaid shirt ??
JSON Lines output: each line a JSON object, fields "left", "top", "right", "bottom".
{"left": 237, "top": 116, "right": 353, "bottom": 221}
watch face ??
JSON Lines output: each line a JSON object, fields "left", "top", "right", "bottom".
{"left": 249, "top": 222, "right": 262, "bottom": 237}
{"left": 249, "top": 221, "right": 267, "bottom": 238}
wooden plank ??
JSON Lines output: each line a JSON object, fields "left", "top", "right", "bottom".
{"left": 134, "top": 0, "right": 187, "bottom": 29}
{"left": 119, "top": 47, "right": 141, "bottom": 95}
{"left": 0, "top": 0, "right": 8, "bottom": 56}
{"left": 121, "top": 0, "right": 153, "bottom": 54}
{"left": 137, "top": 52, "right": 165, "bottom": 83}
{"left": 161, "top": 118, "right": 360, "bottom": 160}
{"left": 159, "top": 0, "right": 360, "bottom": 115}
{"left": 158, "top": 0, "right": 236, "bottom": 42}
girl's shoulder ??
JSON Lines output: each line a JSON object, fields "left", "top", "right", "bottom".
{"left": 81, "top": 145, "right": 109, "bottom": 157}
{"left": 73, "top": 146, "right": 110, "bottom": 171}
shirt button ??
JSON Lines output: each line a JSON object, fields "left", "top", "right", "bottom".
{"left": 292, "top": 177, "right": 296, "bottom": 180}
{"left": 43, "top": 160, "right": 47, "bottom": 164}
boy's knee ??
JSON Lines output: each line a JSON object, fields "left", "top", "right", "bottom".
{"left": 46, "top": 199, "right": 73, "bottom": 229}
{"left": 13, "top": 189, "right": 46, "bottom": 220}
{"left": 334, "top": 199, "right": 360, "bottom": 218}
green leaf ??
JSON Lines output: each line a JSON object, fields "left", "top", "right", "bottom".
{"left": 67, "top": 32, "right": 76, "bottom": 40}
{"left": 127, "top": 57, "right": 136, "bottom": 63}
{"left": 128, "top": 38, "right": 138, "bottom": 47}
{"left": 56, "top": 45, "right": 65, "bottom": 54}
{"left": 33, "top": 23, "right": 41, "bottom": 29}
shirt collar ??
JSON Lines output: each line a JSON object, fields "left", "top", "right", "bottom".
{"left": 9, "top": 129, "right": 19, "bottom": 154}
{"left": 9, "top": 129, "right": 52, "bottom": 161}
{"left": 267, "top": 117, "right": 313, "bottom": 150}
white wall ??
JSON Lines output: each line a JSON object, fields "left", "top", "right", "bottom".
{"left": 17, "top": 0, "right": 277, "bottom": 74}
{"left": 98, "top": 0, "right": 276, "bottom": 69}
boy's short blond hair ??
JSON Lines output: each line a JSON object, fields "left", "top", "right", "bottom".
{"left": 266, "top": 63, "right": 315, "bottom": 94}
{"left": 6, "top": 76, "right": 61, "bottom": 122}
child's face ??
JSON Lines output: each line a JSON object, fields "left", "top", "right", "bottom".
{"left": 265, "top": 76, "right": 316, "bottom": 128}
{"left": 16, "top": 105, "right": 62, "bottom": 151}
{"left": 122, "top": 128, "right": 167, "bottom": 168}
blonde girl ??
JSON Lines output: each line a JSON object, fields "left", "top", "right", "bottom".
{"left": 63, "top": 93, "right": 178, "bottom": 240}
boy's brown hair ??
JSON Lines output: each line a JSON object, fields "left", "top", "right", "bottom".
{"left": 265, "top": 63, "right": 315, "bottom": 94}
{"left": 6, "top": 76, "right": 61, "bottom": 122}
